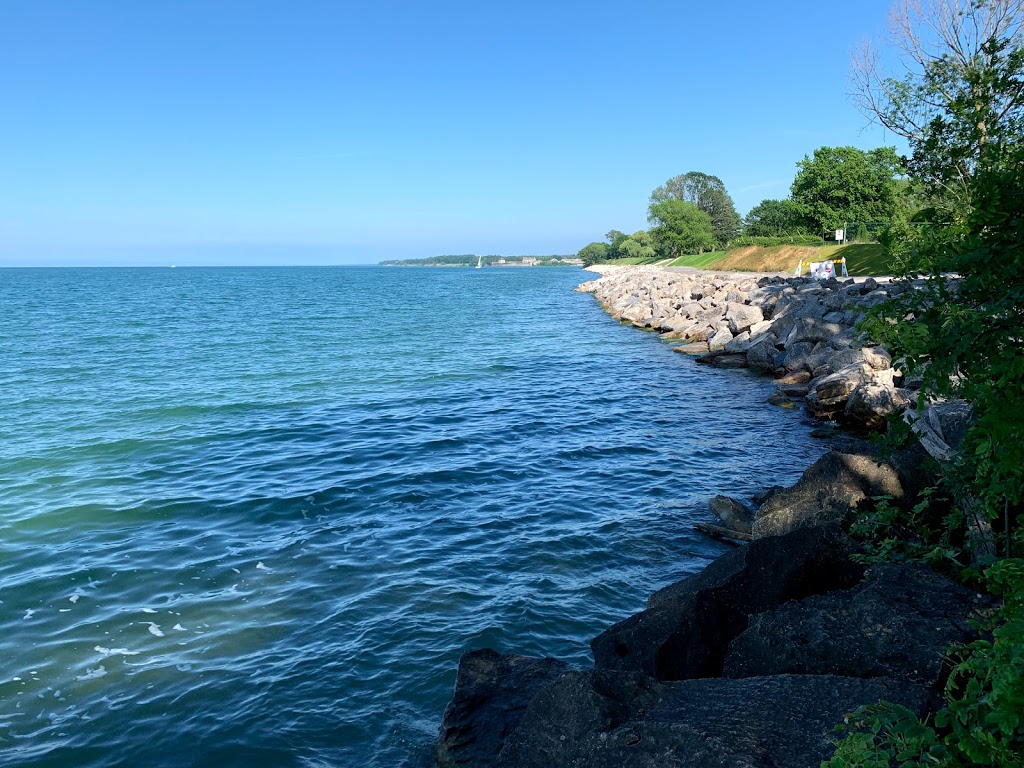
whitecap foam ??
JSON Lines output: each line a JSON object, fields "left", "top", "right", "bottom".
{"left": 94, "top": 646, "right": 140, "bottom": 657}
{"left": 76, "top": 666, "right": 107, "bottom": 682}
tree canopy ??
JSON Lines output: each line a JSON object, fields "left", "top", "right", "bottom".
{"left": 743, "top": 198, "right": 809, "bottom": 237}
{"left": 790, "top": 145, "right": 904, "bottom": 235}
{"left": 647, "top": 199, "right": 717, "bottom": 258}
{"left": 852, "top": 0, "right": 1024, "bottom": 214}
{"left": 650, "top": 171, "right": 741, "bottom": 248}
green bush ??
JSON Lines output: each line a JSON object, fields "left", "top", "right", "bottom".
{"left": 729, "top": 234, "right": 824, "bottom": 248}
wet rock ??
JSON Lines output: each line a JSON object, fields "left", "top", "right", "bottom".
{"left": 776, "top": 370, "right": 811, "bottom": 385}
{"left": 744, "top": 334, "right": 778, "bottom": 373}
{"left": 590, "top": 525, "right": 863, "bottom": 680}
{"left": 708, "top": 495, "right": 754, "bottom": 534}
{"left": 768, "top": 392, "right": 798, "bottom": 408}
{"left": 710, "top": 354, "right": 748, "bottom": 369}
{"left": 436, "top": 649, "right": 574, "bottom": 768}
{"left": 672, "top": 342, "right": 710, "bottom": 355}
{"left": 777, "top": 384, "right": 809, "bottom": 398}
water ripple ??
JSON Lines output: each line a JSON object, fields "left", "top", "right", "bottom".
{"left": 0, "top": 266, "right": 825, "bottom": 767}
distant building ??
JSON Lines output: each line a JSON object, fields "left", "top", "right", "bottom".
{"left": 522, "top": 257, "right": 540, "bottom": 266}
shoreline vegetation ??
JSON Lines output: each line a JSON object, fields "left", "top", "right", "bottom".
{"left": 432, "top": 2, "right": 1022, "bottom": 765}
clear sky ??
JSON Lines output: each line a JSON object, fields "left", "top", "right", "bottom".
{"left": 1, "top": 0, "right": 907, "bottom": 266}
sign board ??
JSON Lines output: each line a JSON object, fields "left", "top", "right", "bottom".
{"left": 834, "top": 229, "right": 844, "bottom": 241}
{"left": 809, "top": 261, "right": 835, "bottom": 280}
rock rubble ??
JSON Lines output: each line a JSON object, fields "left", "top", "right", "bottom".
{"left": 576, "top": 265, "right": 919, "bottom": 429}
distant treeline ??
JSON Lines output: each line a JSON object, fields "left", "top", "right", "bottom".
{"left": 380, "top": 254, "right": 578, "bottom": 266}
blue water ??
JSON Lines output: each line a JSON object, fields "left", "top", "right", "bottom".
{"left": 0, "top": 266, "right": 825, "bottom": 767}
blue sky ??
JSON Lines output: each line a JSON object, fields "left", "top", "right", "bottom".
{"left": 1, "top": 0, "right": 906, "bottom": 265}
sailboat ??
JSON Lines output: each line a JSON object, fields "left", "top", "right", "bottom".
{"left": 476, "top": 256, "right": 482, "bottom": 269}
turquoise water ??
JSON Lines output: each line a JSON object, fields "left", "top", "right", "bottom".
{"left": 0, "top": 266, "right": 824, "bottom": 767}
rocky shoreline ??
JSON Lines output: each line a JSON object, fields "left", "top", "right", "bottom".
{"left": 434, "top": 265, "right": 981, "bottom": 768}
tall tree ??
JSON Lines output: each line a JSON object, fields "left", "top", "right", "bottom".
{"left": 650, "top": 172, "right": 741, "bottom": 248}
{"left": 647, "top": 200, "right": 717, "bottom": 258}
{"left": 604, "top": 229, "right": 629, "bottom": 260}
{"left": 790, "top": 146, "right": 903, "bottom": 235}
{"left": 851, "top": 0, "right": 1024, "bottom": 214}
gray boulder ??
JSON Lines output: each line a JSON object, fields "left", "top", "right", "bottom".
{"left": 805, "top": 363, "right": 877, "bottom": 420}
{"left": 725, "top": 303, "right": 764, "bottom": 335}
{"left": 707, "top": 325, "right": 734, "bottom": 353}
{"left": 785, "top": 317, "right": 846, "bottom": 346}
{"left": 844, "top": 382, "right": 915, "bottom": 431}
{"left": 776, "top": 341, "right": 817, "bottom": 373}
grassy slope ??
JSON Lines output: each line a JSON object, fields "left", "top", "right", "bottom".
{"left": 703, "top": 243, "right": 890, "bottom": 276}
{"left": 593, "top": 243, "right": 892, "bottom": 275}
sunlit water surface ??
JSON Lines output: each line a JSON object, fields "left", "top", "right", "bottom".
{"left": 0, "top": 266, "right": 826, "bottom": 767}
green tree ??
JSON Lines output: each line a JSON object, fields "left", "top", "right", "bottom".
{"left": 618, "top": 230, "right": 657, "bottom": 260}
{"left": 577, "top": 241, "right": 609, "bottom": 266}
{"left": 647, "top": 200, "right": 717, "bottom": 258}
{"left": 650, "top": 171, "right": 741, "bottom": 248}
{"left": 604, "top": 229, "right": 629, "bottom": 260}
{"left": 852, "top": 0, "right": 1024, "bottom": 216}
{"left": 790, "top": 146, "right": 903, "bottom": 236}
{"left": 743, "top": 198, "right": 809, "bottom": 236}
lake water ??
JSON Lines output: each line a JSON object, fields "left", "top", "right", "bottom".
{"left": 0, "top": 266, "right": 825, "bottom": 767}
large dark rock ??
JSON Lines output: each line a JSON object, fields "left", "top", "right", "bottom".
{"left": 744, "top": 333, "right": 778, "bottom": 372}
{"left": 776, "top": 341, "right": 817, "bottom": 373}
{"left": 590, "top": 525, "right": 863, "bottom": 680}
{"left": 723, "top": 564, "right": 990, "bottom": 689}
{"left": 752, "top": 448, "right": 920, "bottom": 539}
{"left": 436, "top": 649, "right": 574, "bottom": 768}
{"left": 493, "top": 670, "right": 929, "bottom": 768}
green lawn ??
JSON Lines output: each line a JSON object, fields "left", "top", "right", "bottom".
{"left": 663, "top": 251, "right": 727, "bottom": 268}
{"left": 832, "top": 243, "right": 891, "bottom": 275}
